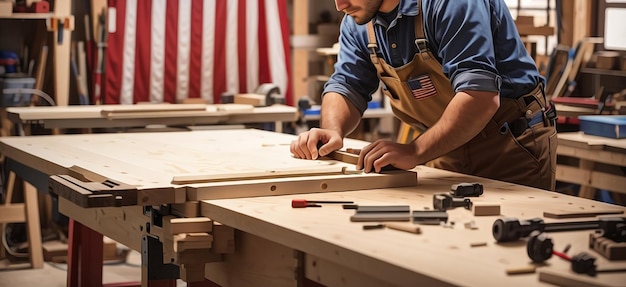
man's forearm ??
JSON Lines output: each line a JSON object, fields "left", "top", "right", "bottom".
{"left": 320, "top": 92, "right": 363, "bottom": 138}
{"left": 413, "top": 91, "right": 500, "bottom": 164}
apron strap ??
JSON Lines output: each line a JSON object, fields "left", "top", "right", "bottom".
{"left": 414, "top": 0, "right": 429, "bottom": 53}
{"left": 366, "top": 22, "right": 380, "bottom": 67}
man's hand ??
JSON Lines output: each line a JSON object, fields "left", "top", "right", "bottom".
{"left": 291, "top": 128, "right": 344, "bottom": 160}
{"left": 357, "top": 140, "right": 419, "bottom": 172}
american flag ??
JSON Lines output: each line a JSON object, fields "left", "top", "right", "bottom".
{"left": 407, "top": 74, "right": 437, "bottom": 100}
{"left": 103, "top": 0, "right": 292, "bottom": 105}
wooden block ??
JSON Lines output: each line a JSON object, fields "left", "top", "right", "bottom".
{"left": 595, "top": 51, "right": 620, "bottom": 70}
{"left": 589, "top": 233, "right": 626, "bottom": 260}
{"left": 102, "top": 239, "right": 118, "bottom": 261}
{"left": 473, "top": 202, "right": 500, "bottom": 216}
{"left": 177, "top": 248, "right": 222, "bottom": 265}
{"left": 165, "top": 217, "right": 213, "bottom": 234}
{"left": 506, "top": 265, "right": 536, "bottom": 275}
{"left": 170, "top": 202, "right": 200, "bottom": 218}
{"left": 234, "top": 93, "right": 266, "bottom": 106}
{"left": 42, "top": 240, "right": 67, "bottom": 262}
{"left": 180, "top": 263, "right": 207, "bottom": 282}
{"left": 174, "top": 233, "right": 213, "bottom": 252}
{"left": 211, "top": 222, "right": 235, "bottom": 254}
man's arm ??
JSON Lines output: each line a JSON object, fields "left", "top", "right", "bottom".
{"left": 413, "top": 90, "right": 499, "bottom": 164}
{"left": 320, "top": 92, "right": 363, "bottom": 138}
{"left": 358, "top": 90, "right": 499, "bottom": 172}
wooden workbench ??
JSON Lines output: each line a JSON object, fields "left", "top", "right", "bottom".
{"left": 4, "top": 103, "right": 297, "bottom": 134}
{"left": 1, "top": 129, "right": 625, "bottom": 286}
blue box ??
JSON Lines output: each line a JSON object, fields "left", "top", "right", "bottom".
{"left": 579, "top": 115, "right": 626, "bottom": 139}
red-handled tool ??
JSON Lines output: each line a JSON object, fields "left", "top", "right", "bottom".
{"left": 291, "top": 199, "right": 354, "bottom": 208}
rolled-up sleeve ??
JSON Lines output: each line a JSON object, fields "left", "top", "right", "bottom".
{"left": 323, "top": 16, "right": 380, "bottom": 115}
{"left": 426, "top": 0, "right": 502, "bottom": 93}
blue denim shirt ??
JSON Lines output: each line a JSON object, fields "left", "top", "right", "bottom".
{"left": 324, "top": 0, "right": 545, "bottom": 114}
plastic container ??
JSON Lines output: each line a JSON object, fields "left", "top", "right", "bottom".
{"left": 0, "top": 77, "right": 36, "bottom": 106}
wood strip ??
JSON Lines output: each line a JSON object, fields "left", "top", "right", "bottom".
{"left": 172, "top": 166, "right": 361, "bottom": 185}
{"left": 544, "top": 209, "right": 624, "bottom": 219}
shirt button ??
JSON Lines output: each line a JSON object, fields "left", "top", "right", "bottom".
{"left": 391, "top": 43, "right": 397, "bottom": 49}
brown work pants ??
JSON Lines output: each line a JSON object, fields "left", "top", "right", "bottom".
{"left": 427, "top": 85, "right": 557, "bottom": 191}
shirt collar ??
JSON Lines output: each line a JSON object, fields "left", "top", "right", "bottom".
{"left": 373, "top": 0, "right": 419, "bottom": 26}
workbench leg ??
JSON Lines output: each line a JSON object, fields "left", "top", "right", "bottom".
{"left": 578, "top": 159, "right": 597, "bottom": 199}
{"left": 67, "top": 219, "right": 104, "bottom": 287}
{"left": 23, "top": 182, "right": 44, "bottom": 268}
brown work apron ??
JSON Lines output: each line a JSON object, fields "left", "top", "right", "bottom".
{"left": 366, "top": 0, "right": 557, "bottom": 190}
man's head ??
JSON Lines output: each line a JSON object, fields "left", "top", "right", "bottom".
{"left": 335, "top": 0, "right": 398, "bottom": 25}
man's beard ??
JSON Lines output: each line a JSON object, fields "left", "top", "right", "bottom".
{"left": 350, "top": 0, "right": 383, "bottom": 25}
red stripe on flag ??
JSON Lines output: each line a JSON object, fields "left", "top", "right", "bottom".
{"left": 163, "top": 0, "right": 179, "bottom": 103}
{"left": 257, "top": 0, "right": 271, "bottom": 84}
{"left": 277, "top": 0, "right": 292, "bottom": 105}
{"left": 104, "top": 0, "right": 126, "bottom": 104}
{"left": 213, "top": 1, "right": 227, "bottom": 103}
{"left": 188, "top": 0, "right": 203, "bottom": 99}
{"left": 133, "top": 0, "right": 152, "bottom": 103}
{"left": 237, "top": 0, "right": 247, "bottom": 93}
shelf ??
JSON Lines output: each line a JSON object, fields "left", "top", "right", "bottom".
{"left": 580, "top": 68, "right": 626, "bottom": 77}
{"left": 0, "top": 13, "right": 54, "bottom": 20}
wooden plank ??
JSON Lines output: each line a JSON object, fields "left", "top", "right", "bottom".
{"left": 0, "top": 204, "right": 26, "bottom": 223}
{"left": 544, "top": 209, "right": 624, "bottom": 219}
{"left": 165, "top": 217, "right": 213, "bottom": 235}
{"left": 539, "top": 269, "right": 623, "bottom": 287}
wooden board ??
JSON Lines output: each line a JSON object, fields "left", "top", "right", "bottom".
{"left": 0, "top": 129, "right": 417, "bottom": 206}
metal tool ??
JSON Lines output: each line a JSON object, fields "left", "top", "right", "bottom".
{"left": 526, "top": 231, "right": 571, "bottom": 263}
{"left": 291, "top": 199, "right": 354, "bottom": 208}
{"left": 492, "top": 217, "right": 625, "bottom": 242}
{"left": 571, "top": 252, "right": 626, "bottom": 276}
{"left": 450, "top": 182, "right": 483, "bottom": 197}
{"left": 433, "top": 193, "right": 472, "bottom": 211}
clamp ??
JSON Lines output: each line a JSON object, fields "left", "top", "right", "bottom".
{"left": 492, "top": 217, "right": 626, "bottom": 242}
{"left": 433, "top": 193, "right": 472, "bottom": 211}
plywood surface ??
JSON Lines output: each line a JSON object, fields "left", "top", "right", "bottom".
{"left": 200, "top": 166, "right": 626, "bottom": 287}
{"left": 0, "top": 129, "right": 415, "bottom": 205}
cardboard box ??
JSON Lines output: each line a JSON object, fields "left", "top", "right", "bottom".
{"left": 579, "top": 115, "right": 626, "bottom": 139}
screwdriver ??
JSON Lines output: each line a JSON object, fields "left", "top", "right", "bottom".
{"left": 291, "top": 199, "right": 354, "bottom": 208}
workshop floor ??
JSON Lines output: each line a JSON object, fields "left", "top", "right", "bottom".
{"left": 0, "top": 250, "right": 139, "bottom": 287}
{"left": 0, "top": 250, "right": 187, "bottom": 287}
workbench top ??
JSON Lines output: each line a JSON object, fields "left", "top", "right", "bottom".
{"left": 201, "top": 166, "right": 626, "bottom": 287}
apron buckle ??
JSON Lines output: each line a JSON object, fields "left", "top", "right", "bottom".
{"left": 414, "top": 39, "right": 429, "bottom": 52}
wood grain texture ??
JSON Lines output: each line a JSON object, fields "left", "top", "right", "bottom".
{"left": 0, "top": 129, "right": 415, "bottom": 206}
{"left": 200, "top": 166, "right": 626, "bottom": 287}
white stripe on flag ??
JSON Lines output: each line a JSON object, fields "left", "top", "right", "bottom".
{"left": 121, "top": 0, "right": 138, "bottom": 105}
{"left": 150, "top": 0, "right": 166, "bottom": 103}
{"left": 201, "top": 1, "right": 215, "bottom": 103}
{"left": 177, "top": 0, "right": 192, "bottom": 102}
{"left": 246, "top": 1, "right": 259, "bottom": 93}
{"left": 226, "top": 0, "right": 239, "bottom": 94}
{"left": 265, "top": 0, "right": 287, "bottom": 97}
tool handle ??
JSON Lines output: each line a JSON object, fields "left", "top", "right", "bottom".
{"left": 292, "top": 199, "right": 313, "bottom": 208}
{"left": 385, "top": 223, "right": 421, "bottom": 234}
